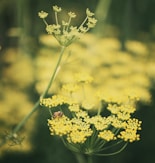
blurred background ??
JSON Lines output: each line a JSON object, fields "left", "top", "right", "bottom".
{"left": 0, "top": 0, "right": 155, "bottom": 163}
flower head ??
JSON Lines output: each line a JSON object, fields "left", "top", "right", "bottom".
{"left": 68, "top": 12, "right": 76, "bottom": 18}
{"left": 98, "top": 130, "right": 116, "bottom": 141}
{"left": 53, "top": 5, "right": 62, "bottom": 12}
{"left": 48, "top": 115, "right": 71, "bottom": 136}
{"left": 86, "top": 8, "right": 94, "bottom": 17}
{"left": 118, "top": 129, "right": 140, "bottom": 142}
{"left": 38, "top": 11, "right": 48, "bottom": 19}
{"left": 39, "top": 6, "right": 97, "bottom": 47}
{"left": 87, "top": 17, "right": 97, "bottom": 28}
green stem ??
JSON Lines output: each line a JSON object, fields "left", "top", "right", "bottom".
{"left": 43, "top": 18, "right": 48, "bottom": 26}
{"left": 78, "top": 16, "right": 88, "bottom": 30}
{"left": 66, "top": 17, "right": 72, "bottom": 31}
{"left": 40, "top": 46, "right": 66, "bottom": 98}
{"left": 94, "top": 142, "right": 128, "bottom": 156}
{"left": 0, "top": 46, "right": 66, "bottom": 147}
{"left": 74, "top": 153, "right": 87, "bottom": 163}
{"left": 55, "top": 12, "right": 59, "bottom": 25}
{"left": 87, "top": 155, "right": 93, "bottom": 163}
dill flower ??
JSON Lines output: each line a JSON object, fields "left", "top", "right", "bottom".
{"left": 48, "top": 115, "right": 71, "bottom": 136}
{"left": 38, "top": 11, "right": 48, "bottom": 19}
{"left": 98, "top": 130, "right": 116, "bottom": 141}
{"left": 42, "top": 89, "right": 142, "bottom": 155}
{"left": 118, "top": 129, "right": 140, "bottom": 142}
{"left": 110, "top": 115, "right": 126, "bottom": 128}
{"left": 40, "top": 95, "right": 68, "bottom": 107}
{"left": 68, "top": 12, "right": 76, "bottom": 18}
{"left": 86, "top": 8, "right": 94, "bottom": 17}
{"left": 40, "top": 74, "right": 142, "bottom": 155}
{"left": 53, "top": 5, "right": 62, "bottom": 12}
{"left": 38, "top": 6, "right": 97, "bottom": 47}
{"left": 90, "top": 115, "right": 110, "bottom": 130}
{"left": 68, "top": 104, "right": 80, "bottom": 112}
{"left": 67, "top": 117, "right": 93, "bottom": 144}
{"left": 125, "top": 118, "right": 142, "bottom": 130}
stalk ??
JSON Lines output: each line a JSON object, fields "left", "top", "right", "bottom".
{"left": 0, "top": 46, "right": 66, "bottom": 147}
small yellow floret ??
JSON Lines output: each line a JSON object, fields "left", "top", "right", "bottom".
{"left": 75, "top": 110, "right": 89, "bottom": 119}
{"left": 38, "top": 11, "right": 48, "bottom": 19}
{"left": 90, "top": 115, "right": 110, "bottom": 130}
{"left": 40, "top": 95, "right": 68, "bottom": 108}
{"left": 68, "top": 104, "right": 80, "bottom": 112}
{"left": 48, "top": 116, "right": 71, "bottom": 136}
{"left": 68, "top": 12, "right": 76, "bottom": 18}
{"left": 125, "top": 118, "right": 142, "bottom": 130}
{"left": 67, "top": 117, "right": 92, "bottom": 143}
{"left": 98, "top": 130, "right": 116, "bottom": 141}
{"left": 53, "top": 5, "right": 62, "bottom": 12}
{"left": 118, "top": 129, "right": 140, "bottom": 142}
{"left": 67, "top": 129, "right": 92, "bottom": 144}
{"left": 117, "top": 111, "right": 131, "bottom": 120}
{"left": 109, "top": 115, "right": 126, "bottom": 128}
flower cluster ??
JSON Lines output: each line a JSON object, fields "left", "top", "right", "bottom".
{"left": 40, "top": 78, "right": 142, "bottom": 155}
{"left": 38, "top": 6, "right": 97, "bottom": 47}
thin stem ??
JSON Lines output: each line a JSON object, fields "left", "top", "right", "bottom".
{"left": 66, "top": 17, "right": 72, "bottom": 31}
{"left": 43, "top": 18, "right": 48, "bottom": 26}
{"left": 94, "top": 142, "right": 128, "bottom": 156}
{"left": 55, "top": 12, "right": 59, "bottom": 25}
{"left": 97, "top": 106, "right": 101, "bottom": 115}
{"left": 0, "top": 46, "right": 66, "bottom": 147}
{"left": 78, "top": 16, "right": 88, "bottom": 30}
{"left": 40, "top": 46, "right": 66, "bottom": 98}
{"left": 100, "top": 140, "right": 124, "bottom": 151}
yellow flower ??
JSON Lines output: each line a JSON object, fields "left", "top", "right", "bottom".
{"left": 118, "top": 129, "right": 140, "bottom": 142}
{"left": 46, "top": 25, "right": 54, "bottom": 34}
{"left": 67, "top": 117, "right": 93, "bottom": 143}
{"left": 98, "top": 130, "right": 116, "bottom": 141}
{"left": 90, "top": 115, "right": 110, "bottom": 130}
{"left": 68, "top": 104, "right": 80, "bottom": 112}
{"left": 40, "top": 95, "right": 68, "bottom": 107}
{"left": 53, "top": 5, "right": 62, "bottom": 12}
{"left": 46, "top": 24, "right": 61, "bottom": 35}
{"left": 39, "top": 6, "right": 97, "bottom": 47}
{"left": 67, "top": 129, "right": 92, "bottom": 144}
{"left": 38, "top": 11, "right": 48, "bottom": 19}
{"left": 107, "top": 102, "right": 137, "bottom": 121}
{"left": 86, "top": 8, "right": 94, "bottom": 17}
{"left": 109, "top": 115, "right": 126, "bottom": 128}
{"left": 75, "top": 110, "right": 89, "bottom": 119}
{"left": 87, "top": 17, "right": 97, "bottom": 28}
{"left": 117, "top": 111, "right": 131, "bottom": 120}
{"left": 68, "top": 12, "right": 76, "bottom": 18}
{"left": 125, "top": 118, "right": 142, "bottom": 130}
{"left": 48, "top": 115, "right": 71, "bottom": 136}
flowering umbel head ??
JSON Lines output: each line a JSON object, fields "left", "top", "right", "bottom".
{"left": 38, "top": 5, "right": 97, "bottom": 47}
{"left": 40, "top": 79, "right": 142, "bottom": 156}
